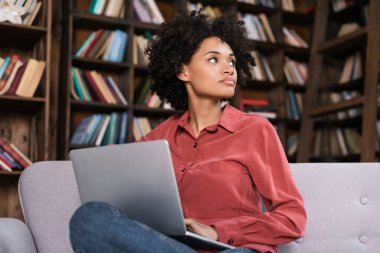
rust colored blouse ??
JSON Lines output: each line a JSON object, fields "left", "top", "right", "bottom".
{"left": 139, "top": 104, "right": 306, "bottom": 253}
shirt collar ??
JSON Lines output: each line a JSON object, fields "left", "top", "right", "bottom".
{"left": 177, "top": 104, "right": 240, "bottom": 133}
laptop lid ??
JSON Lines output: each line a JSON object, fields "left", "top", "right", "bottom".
{"left": 70, "top": 140, "right": 187, "bottom": 236}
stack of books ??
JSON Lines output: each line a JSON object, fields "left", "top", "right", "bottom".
{"left": 0, "top": 55, "right": 45, "bottom": 97}
{"left": 76, "top": 29, "right": 127, "bottom": 62}
{"left": 88, "top": 0, "right": 125, "bottom": 17}
{"left": 249, "top": 51, "right": 275, "bottom": 81}
{"left": 329, "top": 51, "right": 362, "bottom": 119}
{"left": 70, "top": 112, "right": 128, "bottom": 146}
{"left": 133, "top": 32, "right": 153, "bottom": 66}
{"left": 71, "top": 67, "right": 127, "bottom": 105}
{"left": 240, "top": 98, "right": 277, "bottom": 119}
{"left": 133, "top": 0, "right": 164, "bottom": 24}
{"left": 285, "top": 90, "right": 303, "bottom": 120}
{"left": 284, "top": 57, "right": 308, "bottom": 85}
{"left": 0, "top": 139, "right": 32, "bottom": 172}
{"left": 312, "top": 127, "right": 361, "bottom": 158}
{"left": 134, "top": 78, "right": 172, "bottom": 109}
{"left": 283, "top": 27, "right": 308, "bottom": 48}
{"left": 238, "top": 13, "right": 276, "bottom": 43}
{"left": 132, "top": 117, "right": 163, "bottom": 140}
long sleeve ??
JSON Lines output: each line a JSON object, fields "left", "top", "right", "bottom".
{"left": 212, "top": 119, "right": 307, "bottom": 249}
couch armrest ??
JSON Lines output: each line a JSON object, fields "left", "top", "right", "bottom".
{"left": 0, "top": 218, "right": 37, "bottom": 253}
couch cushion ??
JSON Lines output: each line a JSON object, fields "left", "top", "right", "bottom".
{"left": 0, "top": 218, "right": 37, "bottom": 253}
{"left": 19, "top": 161, "right": 80, "bottom": 253}
{"left": 279, "top": 163, "right": 380, "bottom": 253}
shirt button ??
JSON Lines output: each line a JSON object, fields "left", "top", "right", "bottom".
{"left": 193, "top": 142, "right": 198, "bottom": 148}
{"left": 359, "top": 235, "right": 369, "bottom": 244}
{"left": 360, "top": 196, "right": 368, "bottom": 205}
{"left": 227, "top": 239, "right": 234, "bottom": 245}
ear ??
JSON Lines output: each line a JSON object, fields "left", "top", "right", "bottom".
{"left": 177, "top": 65, "right": 190, "bottom": 82}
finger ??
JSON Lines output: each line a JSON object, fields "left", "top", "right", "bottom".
{"left": 184, "top": 218, "right": 193, "bottom": 225}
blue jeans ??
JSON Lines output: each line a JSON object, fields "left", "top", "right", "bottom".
{"left": 69, "top": 202, "right": 258, "bottom": 253}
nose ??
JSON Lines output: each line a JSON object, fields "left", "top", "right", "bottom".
{"left": 224, "top": 63, "right": 234, "bottom": 75}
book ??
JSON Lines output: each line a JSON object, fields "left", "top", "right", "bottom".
{"left": 0, "top": 60, "right": 23, "bottom": 95}
{"left": 108, "top": 30, "right": 128, "bottom": 62}
{"left": 118, "top": 112, "right": 128, "bottom": 144}
{"left": 0, "top": 139, "right": 32, "bottom": 169}
{"left": 95, "top": 115, "right": 111, "bottom": 146}
{"left": 104, "top": 0, "right": 125, "bottom": 17}
{"left": 23, "top": 60, "right": 46, "bottom": 97}
{"left": 0, "top": 56, "right": 11, "bottom": 80}
{"left": 0, "top": 54, "right": 19, "bottom": 91}
{"left": 23, "top": 2, "right": 42, "bottom": 25}
{"left": 83, "top": 70, "right": 107, "bottom": 102}
{"left": 6, "top": 60, "right": 27, "bottom": 95}
{"left": 106, "top": 76, "right": 127, "bottom": 105}
{"left": 70, "top": 115, "right": 96, "bottom": 145}
{"left": 15, "top": 59, "right": 39, "bottom": 97}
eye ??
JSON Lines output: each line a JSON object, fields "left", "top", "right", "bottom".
{"left": 208, "top": 57, "right": 217, "bottom": 63}
{"left": 228, "top": 60, "right": 236, "bottom": 66}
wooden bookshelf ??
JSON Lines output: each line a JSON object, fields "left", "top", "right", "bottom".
{"left": 0, "top": 0, "right": 52, "bottom": 219}
{"left": 297, "top": 0, "right": 380, "bottom": 162}
{"left": 57, "top": 0, "right": 316, "bottom": 161}
{"left": 58, "top": 0, "right": 183, "bottom": 159}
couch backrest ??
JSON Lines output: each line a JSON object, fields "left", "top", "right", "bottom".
{"left": 279, "top": 163, "right": 380, "bottom": 253}
{"left": 18, "top": 162, "right": 380, "bottom": 253}
{"left": 0, "top": 218, "right": 37, "bottom": 253}
{"left": 19, "top": 161, "right": 80, "bottom": 253}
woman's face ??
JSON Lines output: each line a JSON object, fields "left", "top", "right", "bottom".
{"left": 178, "top": 36, "right": 237, "bottom": 101}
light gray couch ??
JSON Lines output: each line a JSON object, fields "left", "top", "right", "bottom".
{"left": 0, "top": 161, "right": 379, "bottom": 253}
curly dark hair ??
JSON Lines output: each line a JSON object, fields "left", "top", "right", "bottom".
{"left": 145, "top": 9, "right": 256, "bottom": 112}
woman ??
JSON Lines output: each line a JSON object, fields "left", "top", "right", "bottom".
{"left": 70, "top": 10, "right": 306, "bottom": 253}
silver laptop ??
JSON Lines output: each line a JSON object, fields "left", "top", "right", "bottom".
{"left": 70, "top": 140, "right": 235, "bottom": 250}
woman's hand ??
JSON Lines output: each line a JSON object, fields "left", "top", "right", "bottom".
{"left": 184, "top": 218, "right": 218, "bottom": 241}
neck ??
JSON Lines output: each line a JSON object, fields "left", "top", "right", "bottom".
{"left": 187, "top": 99, "right": 223, "bottom": 138}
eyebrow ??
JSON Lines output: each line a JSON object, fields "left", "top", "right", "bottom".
{"left": 205, "top": 51, "right": 235, "bottom": 57}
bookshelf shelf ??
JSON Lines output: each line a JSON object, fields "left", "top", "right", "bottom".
{"left": 0, "top": 96, "right": 46, "bottom": 111}
{"left": 285, "top": 84, "right": 306, "bottom": 92}
{"left": 134, "top": 65, "right": 150, "bottom": 75}
{"left": 319, "top": 27, "right": 367, "bottom": 56}
{"left": 0, "top": 171, "right": 22, "bottom": 176}
{"left": 310, "top": 153, "right": 361, "bottom": 162}
{"left": 133, "top": 106, "right": 180, "bottom": 117}
{"left": 0, "top": 23, "right": 47, "bottom": 48}
{"left": 243, "top": 80, "right": 283, "bottom": 90}
{"left": 236, "top": 3, "right": 279, "bottom": 16}
{"left": 308, "top": 96, "right": 364, "bottom": 118}
{"left": 69, "top": 144, "right": 95, "bottom": 150}
{"left": 72, "top": 12, "right": 130, "bottom": 29}
{"left": 284, "top": 118, "right": 301, "bottom": 129}
{"left": 253, "top": 41, "right": 281, "bottom": 52}
{"left": 71, "top": 100, "right": 128, "bottom": 112}
{"left": 282, "top": 11, "right": 314, "bottom": 25}
{"left": 314, "top": 115, "right": 362, "bottom": 128}
{"left": 72, "top": 57, "right": 130, "bottom": 72}
{"left": 283, "top": 45, "right": 309, "bottom": 60}
{"left": 133, "top": 21, "right": 160, "bottom": 32}
{"left": 319, "top": 78, "right": 364, "bottom": 92}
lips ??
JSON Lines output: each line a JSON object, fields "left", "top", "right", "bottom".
{"left": 220, "top": 77, "right": 236, "bottom": 86}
